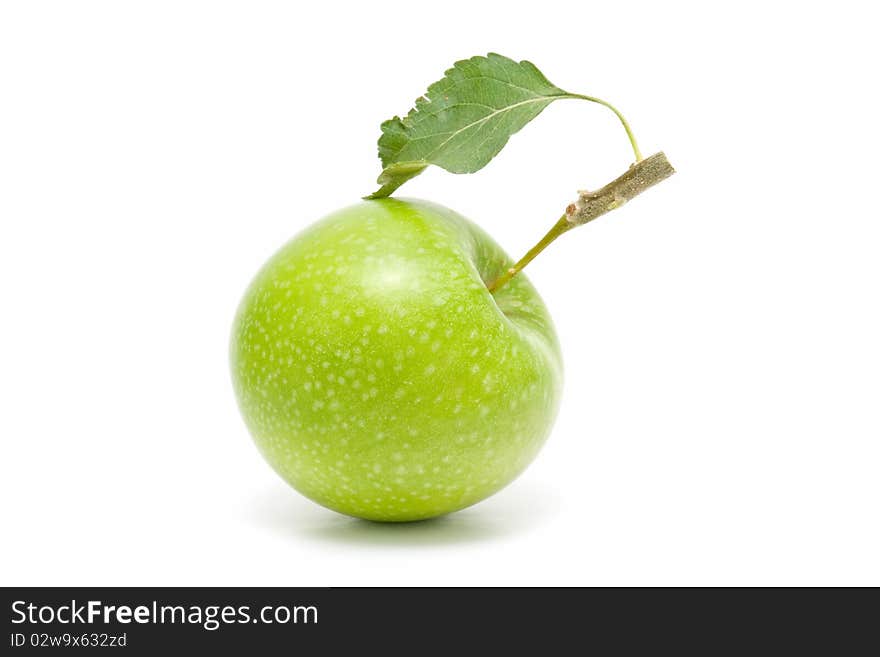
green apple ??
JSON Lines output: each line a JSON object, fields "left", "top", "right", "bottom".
{"left": 230, "top": 198, "right": 562, "bottom": 521}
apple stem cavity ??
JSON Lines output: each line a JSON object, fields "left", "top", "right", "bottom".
{"left": 487, "top": 152, "right": 676, "bottom": 294}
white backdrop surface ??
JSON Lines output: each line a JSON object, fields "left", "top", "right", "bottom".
{"left": 1, "top": 1, "right": 878, "bottom": 586}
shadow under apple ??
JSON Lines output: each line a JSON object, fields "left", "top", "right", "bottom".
{"left": 245, "top": 478, "right": 560, "bottom": 547}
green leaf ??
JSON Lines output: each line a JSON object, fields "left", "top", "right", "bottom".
{"left": 366, "top": 53, "right": 576, "bottom": 199}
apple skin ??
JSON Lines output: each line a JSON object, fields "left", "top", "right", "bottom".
{"left": 230, "top": 198, "right": 562, "bottom": 521}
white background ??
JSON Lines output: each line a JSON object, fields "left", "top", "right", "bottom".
{"left": 1, "top": 1, "right": 878, "bottom": 586}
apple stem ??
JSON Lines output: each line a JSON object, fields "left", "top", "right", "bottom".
{"left": 487, "top": 152, "right": 675, "bottom": 294}
{"left": 487, "top": 216, "right": 571, "bottom": 294}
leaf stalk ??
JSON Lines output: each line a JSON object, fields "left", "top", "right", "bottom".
{"left": 570, "top": 94, "right": 643, "bottom": 162}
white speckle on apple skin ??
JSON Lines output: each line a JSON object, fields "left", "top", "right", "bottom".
{"left": 230, "top": 198, "right": 563, "bottom": 522}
